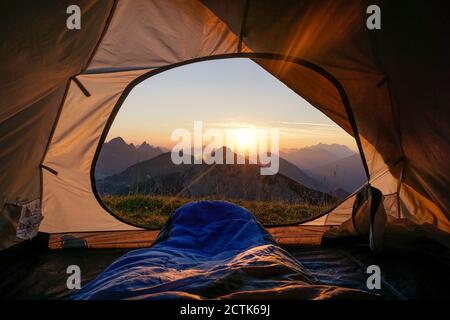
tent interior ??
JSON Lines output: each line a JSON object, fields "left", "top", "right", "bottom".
{"left": 1, "top": 0, "right": 449, "bottom": 299}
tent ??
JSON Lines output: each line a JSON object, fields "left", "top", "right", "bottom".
{"left": 1, "top": 0, "right": 449, "bottom": 299}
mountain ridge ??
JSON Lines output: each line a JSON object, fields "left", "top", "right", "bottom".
{"left": 95, "top": 138, "right": 366, "bottom": 199}
{"left": 280, "top": 143, "right": 355, "bottom": 170}
{"left": 97, "top": 151, "right": 338, "bottom": 206}
{"left": 306, "top": 153, "right": 366, "bottom": 193}
{"left": 95, "top": 137, "right": 168, "bottom": 178}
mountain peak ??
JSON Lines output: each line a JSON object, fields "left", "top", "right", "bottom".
{"left": 108, "top": 136, "right": 127, "bottom": 145}
{"left": 303, "top": 143, "right": 355, "bottom": 158}
{"left": 137, "top": 141, "right": 154, "bottom": 150}
{"left": 96, "top": 137, "right": 165, "bottom": 178}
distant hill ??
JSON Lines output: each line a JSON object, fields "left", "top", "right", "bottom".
{"left": 280, "top": 144, "right": 366, "bottom": 197}
{"left": 281, "top": 143, "right": 355, "bottom": 170}
{"left": 96, "top": 140, "right": 364, "bottom": 201}
{"left": 306, "top": 154, "right": 367, "bottom": 194}
{"left": 277, "top": 157, "right": 329, "bottom": 193}
{"left": 95, "top": 137, "right": 167, "bottom": 178}
{"left": 308, "top": 143, "right": 355, "bottom": 158}
{"left": 97, "top": 151, "right": 338, "bottom": 206}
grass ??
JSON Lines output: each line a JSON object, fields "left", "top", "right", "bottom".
{"left": 102, "top": 194, "right": 334, "bottom": 228}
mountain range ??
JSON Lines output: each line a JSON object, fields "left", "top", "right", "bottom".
{"left": 95, "top": 137, "right": 367, "bottom": 200}
{"left": 96, "top": 150, "right": 337, "bottom": 206}
{"left": 280, "top": 143, "right": 366, "bottom": 194}
{"left": 95, "top": 137, "right": 167, "bottom": 178}
{"left": 306, "top": 154, "right": 366, "bottom": 194}
{"left": 280, "top": 143, "right": 355, "bottom": 170}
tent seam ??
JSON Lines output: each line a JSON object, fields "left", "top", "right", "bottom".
{"left": 38, "top": 0, "right": 119, "bottom": 216}
{"left": 39, "top": 78, "right": 72, "bottom": 207}
{"left": 237, "top": 0, "right": 250, "bottom": 53}
{"left": 81, "top": 0, "right": 119, "bottom": 73}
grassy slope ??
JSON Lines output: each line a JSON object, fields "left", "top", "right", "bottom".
{"left": 102, "top": 194, "right": 333, "bottom": 228}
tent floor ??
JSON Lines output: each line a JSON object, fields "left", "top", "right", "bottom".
{"left": 287, "top": 245, "right": 450, "bottom": 299}
{"left": 1, "top": 244, "right": 449, "bottom": 299}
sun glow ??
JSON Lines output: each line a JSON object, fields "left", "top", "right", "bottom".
{"left": 235, "top": 128, "right": 255, "bottom": 153}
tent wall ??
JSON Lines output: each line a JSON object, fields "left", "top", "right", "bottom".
{"left": 1, "top": 0, "right": 449, "bottom": 246}
{"left": 41, "top": 71, "right": 147, "bottom": 232}
{"left": 0, "top": 87, "right": 65, "bottom": 248}
{"left": 0, "top": 0, "right": 114, "bottom": 249}
{"left": 376, "top": 1, "right": 450, "bottom": 229}
{"left": 85, "top": 0, "right": 247, "bottom": 73}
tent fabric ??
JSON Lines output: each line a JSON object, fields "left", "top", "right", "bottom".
{"left": 0, "top": 0, "right": 114, "bottom": 249}
{"left": 41, "top": 70, "right": 148, "bottom": 233}
{"left": 70, "top": 201, "right": 376, "bottom": 300}
{"left": 0, "top": 0, "right": 449, "bottom": 249}
{"left": 86, "top": 0, "right": 248, "bottom": 73}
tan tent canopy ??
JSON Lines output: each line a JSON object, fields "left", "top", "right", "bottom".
{"left": 1, "top": 0, "right": 449, "bottom": 250}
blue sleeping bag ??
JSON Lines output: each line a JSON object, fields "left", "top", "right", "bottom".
{"left": 71, "top": 201, "right": 319, "bottom": 300}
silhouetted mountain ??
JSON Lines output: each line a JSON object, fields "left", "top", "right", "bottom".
{"left": 277, "top": 157, "right": 329, "bottom": 193}
{"left": 203, "top": 146, "right": 326, "bottom": 192}
{"left": 278, "top": 143, "right": 366, "bottom": 198}
{"left": 306, "top": 143, "right": 354, "bottom": 158}
{"left": 97, "top": 151, "right": 337, "bottom": 206}
{"left": 281, "top": 143, "right": 355, "bottom": 170}
{"left": 95, "top": 137, "right": 167, "bottom": 178}
{"left": 306, "top": 154, "right": 367, "bottom": 194}
{"left": 280, "top": 148, "right": 339, "bottom": 170}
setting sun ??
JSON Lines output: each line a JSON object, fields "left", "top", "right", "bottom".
{"left": 235, "top": 128, "right": 254, "bottom": 153}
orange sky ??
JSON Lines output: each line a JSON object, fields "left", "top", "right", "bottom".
{"left": 107, "top": 59, "right": 358, "bottom": 152}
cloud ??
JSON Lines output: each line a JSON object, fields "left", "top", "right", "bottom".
{"left": 269, "top": 120, "right": 336, "bottom": 128}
